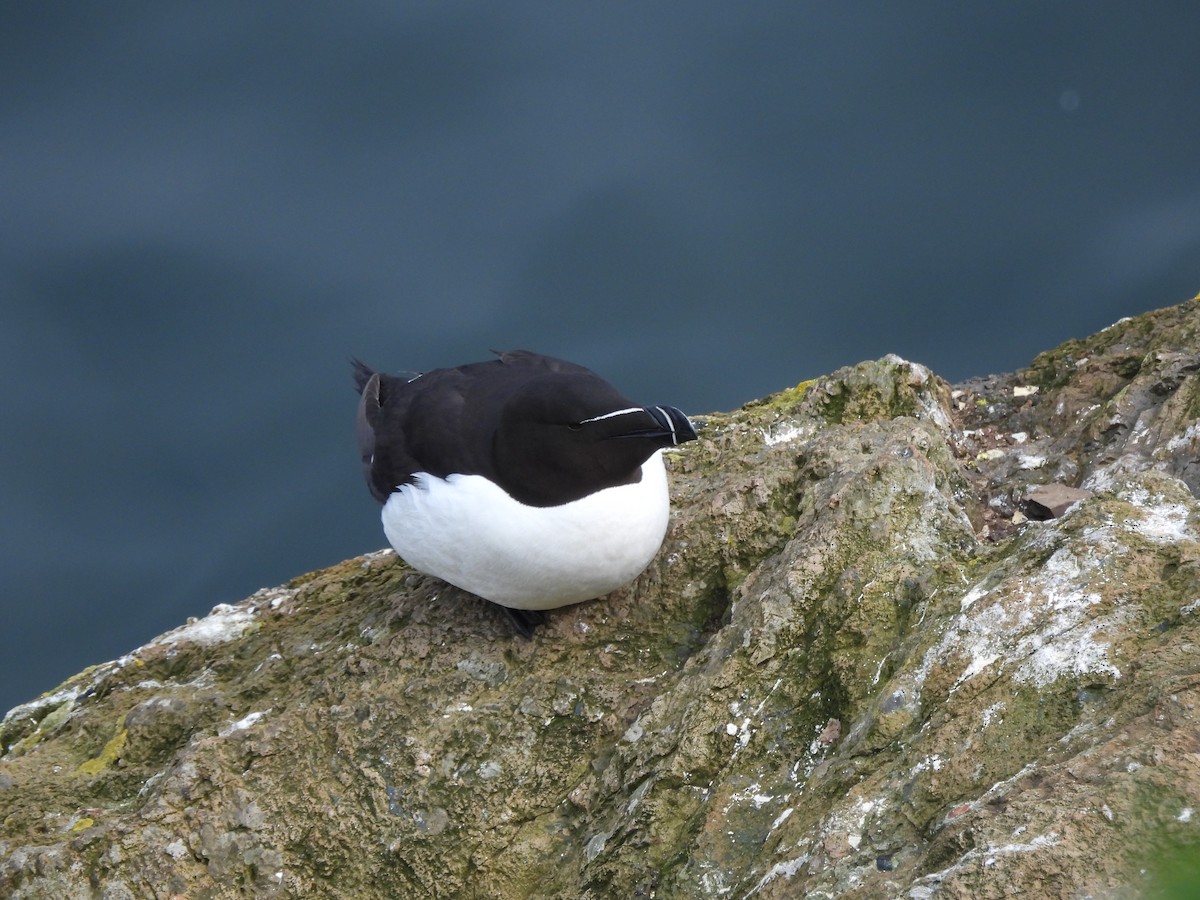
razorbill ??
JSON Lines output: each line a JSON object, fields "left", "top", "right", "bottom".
{"left": 352, "top": 350, "right": 698, "bottom": 636}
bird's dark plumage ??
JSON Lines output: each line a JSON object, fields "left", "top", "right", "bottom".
{"left": 352, "top": 350, "right": 698, "bottom": 635}
{"left": 353, "top": 350, "right": 695, "bottom": 508}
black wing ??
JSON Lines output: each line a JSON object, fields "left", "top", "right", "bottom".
{"left": 353, "top": 351, "right": 593, "bottom": 503}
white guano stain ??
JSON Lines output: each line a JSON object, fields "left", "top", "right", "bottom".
{"left": 918, "top": 480, "right": 1199, "bottom": 703}
{"left": 910, "top": 832, "right": 1060, "bottom": 893}
{"left": 917, "top": 543, "right": 1125, "bottom": 697}
{"left": 761, "top": 421, "right": 810, "bottom": 446}
{"left": 1163, "top": 422, "right": 1199, "bottom": 454}
{"left": 148, "top": 603, "right": 258, "bottom": 648}
{"left": 1119, "top": 487, "right": 1195, "bottom": 544}
{"left": 218, "top": 709, "right": 270, "bottom": 737}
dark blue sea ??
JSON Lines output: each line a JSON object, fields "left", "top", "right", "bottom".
{"left": 3, "top": 2, "right": 1199, "bottom": 713}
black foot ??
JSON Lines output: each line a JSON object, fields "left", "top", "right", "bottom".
{"left": 497, "top": 605, "right": 547, "bottom": 639}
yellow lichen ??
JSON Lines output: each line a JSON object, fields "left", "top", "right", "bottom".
{"left": 741, "top": 378, "right": 816, "bottom": 414}
{"left": 70, "top": 817, "right": 95, "bottom": 832}
{"left": 76, "top": 727, "right": 127, "bottom": 777}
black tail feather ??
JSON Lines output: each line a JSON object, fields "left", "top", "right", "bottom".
{"left": 351, "top": 358, "right": 376, "bottom": 395}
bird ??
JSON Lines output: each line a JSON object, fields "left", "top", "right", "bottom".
{"left": 352, "top": 350, "right": 698, "bottom": 637}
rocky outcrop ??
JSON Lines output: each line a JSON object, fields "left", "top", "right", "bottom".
{"left": 3, "top": 297, "right": 1199, "bottom": 899}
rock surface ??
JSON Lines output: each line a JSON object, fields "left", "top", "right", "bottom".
{"left": 3, "top": 297, "right": 1200, "bottom": 899}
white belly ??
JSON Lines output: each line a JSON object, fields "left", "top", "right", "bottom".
{"left": 381, "top": 451, "right": 671, "bottom": 610}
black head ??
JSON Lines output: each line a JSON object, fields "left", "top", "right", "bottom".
{"left": 493, "top": 372, "right": 698, "bottom": 506}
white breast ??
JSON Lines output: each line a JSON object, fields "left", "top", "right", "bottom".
{"left": 381, "top": 451, "right": 671, "bottom": 610}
